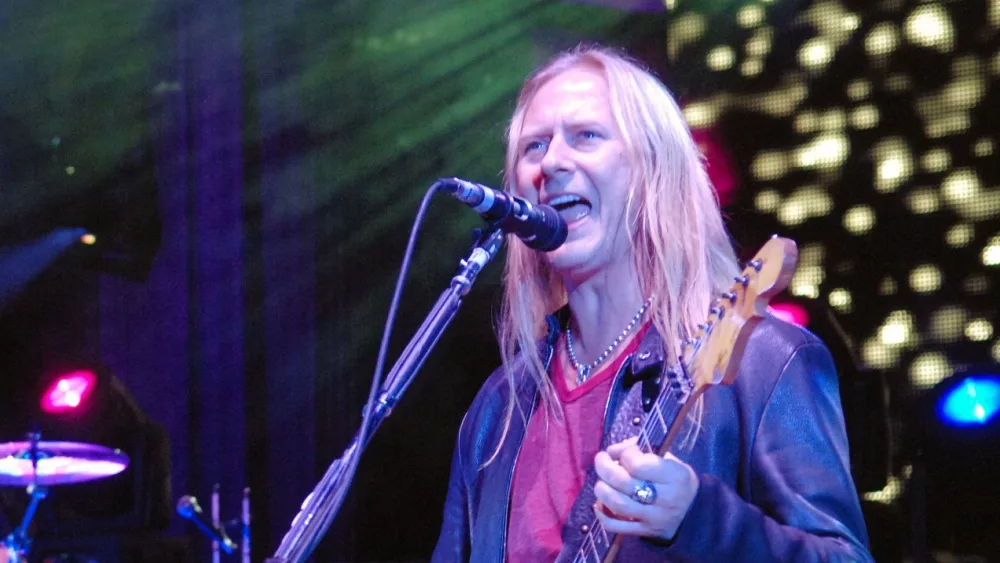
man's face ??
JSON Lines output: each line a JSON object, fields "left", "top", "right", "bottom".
{"left": 514, "top": 66, "right": 634, "bottom": 283}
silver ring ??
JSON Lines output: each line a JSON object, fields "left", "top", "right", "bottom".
{"left": 630, "top": 479, "right": 657, "bottom": 505}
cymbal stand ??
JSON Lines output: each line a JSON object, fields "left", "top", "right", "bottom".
{"left": 4, "top": 433, "right": 49, "bottom": 562}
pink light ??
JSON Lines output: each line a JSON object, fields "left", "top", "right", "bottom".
{"left": 769, "top": 302, "right": 810, "bottom": 328}
{"left": 41, "top": 370, "right": 97, "bottom": 413}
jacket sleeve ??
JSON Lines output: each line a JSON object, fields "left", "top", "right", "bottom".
{"left": 662, "top": 341, "right": 873, "bottom": 562}
{"left": 431, "top": 416, "right": 471, "bottom": 563}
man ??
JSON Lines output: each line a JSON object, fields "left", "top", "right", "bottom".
{"left": 433, "top": 45, "right": 872, "bottom": 562}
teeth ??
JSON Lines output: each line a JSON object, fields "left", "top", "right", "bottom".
{"left": 548, "top": 194, "right": 583, "bottom": 207}
{"left": 573, "top": 208, "right": 589, "bottom": 220}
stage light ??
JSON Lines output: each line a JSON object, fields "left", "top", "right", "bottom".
{"left": 41, "top": 369, "right": 97, "bottom": 413}
{"left": 769, "top": 301, "right": 809, "bottom": 327}
{"left": 937, "top": 375, "right": 1000, "bottom": 426}
{"left": 918, "top": 367, "right": 1000, "bottom": 559}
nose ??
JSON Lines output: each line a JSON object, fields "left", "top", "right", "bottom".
{"left": 540, "top": 134, "right": 572, "bottom": 180}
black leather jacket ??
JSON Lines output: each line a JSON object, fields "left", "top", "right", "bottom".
{"left": 432, "top": 314, "right": 873, "bottom": 562}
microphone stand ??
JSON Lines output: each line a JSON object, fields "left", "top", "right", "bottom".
{"left": 266, "top": 223, "right": 506, "bottom": 563}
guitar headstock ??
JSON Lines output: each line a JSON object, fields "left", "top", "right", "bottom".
{"left": 683, "top": 236, "right": 798, "bottom": 389}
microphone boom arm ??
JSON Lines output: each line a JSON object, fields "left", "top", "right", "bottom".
{"left": 265, "top": 223, "right": 506, "bottom": 563}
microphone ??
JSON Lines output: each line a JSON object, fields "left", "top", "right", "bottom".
{"left": 177, "top": 495, "right": 236, "bottom": 554}
{"left": 438, "top": 178, "right": 567, "bottom": 251}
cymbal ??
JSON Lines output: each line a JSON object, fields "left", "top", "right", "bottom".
{"left": 0, "top": 440, "right": 129, "bottom": 486}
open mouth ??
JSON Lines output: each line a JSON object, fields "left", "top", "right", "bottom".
{"left": 547, "top": 194, "right": 592, "bottom": 223}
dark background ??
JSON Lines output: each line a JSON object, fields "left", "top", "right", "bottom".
{"left": 0, "top": 0, "right": 997, "bottom": 561}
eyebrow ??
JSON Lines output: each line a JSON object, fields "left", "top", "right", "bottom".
{"left": 520, "top": 119, "right": 608, "bottom": 138}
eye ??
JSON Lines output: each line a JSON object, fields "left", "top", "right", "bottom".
{"left": 522, "top": 139, "right": 546, "bottom": 155}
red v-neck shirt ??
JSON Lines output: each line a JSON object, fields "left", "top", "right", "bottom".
{"left": 506, "top": 324, "right": 649, "bottom": 562}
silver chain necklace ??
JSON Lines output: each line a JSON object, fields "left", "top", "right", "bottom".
{"left": 565, "top": 295, "right": 654, "bottom": 385}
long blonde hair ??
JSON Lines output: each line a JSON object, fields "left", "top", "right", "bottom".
{"left": 493, "top": 45, "right": 740, "bottom": 451}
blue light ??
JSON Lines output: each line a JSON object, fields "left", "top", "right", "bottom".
{"left": 938, "top": 376, "right": 1000, "bottom": 426}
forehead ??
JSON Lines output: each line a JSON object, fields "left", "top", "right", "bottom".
{"left": 521, "top": 66, "right": 614, "bottom": 129}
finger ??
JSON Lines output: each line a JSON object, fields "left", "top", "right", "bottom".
{"left": 594, "top": 450, "right": 642, "bottom": 496}
{"left": 620, "top": 448, "right": 692, "bottom": 488}
{"left": 593, "top": 480, "right": 655, "bottom": 522}
{"left": 594, "top": 503, "right": 651, "bottom": 537}
{"left": 606, "top": 437, "right": 639, "bottom": 460}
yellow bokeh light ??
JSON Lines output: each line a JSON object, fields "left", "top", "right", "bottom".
{"left": 974, "top": 138, "right": 994, "bottom": 157}
{"left": 904, "top": 4, "right": 955, "bottom": 52}
{"left": 843, "top": 205, "right": 875, "bottom": 234}
{"left": 872, "top": 137, "right": 913, "bottom": 193}
{"left": 963, "top": 274, "right": 989, "bottom": 295}
{"left": 737, "top": 4, "right": 765, "bottom": 28}
{"left": 921, "top": 148, "right": 950, "bottom": 173}
{"left": 946, "top": 224, "right": 974, "bottom": 247}
{"left": 983, "top": 234, "right": 1000, "bottom": 266}
{"left": 850, "top": 105, "right": 879, "bottom": 129}
{"left": 799, "top": 37, "right": 836, "bottom": 70}
{"left": 842, "top": 14, "right": 861, "bottom": 33}
{"left": 741, "top": 58, "right": 764, "bottom": 77}
{"left": 752, "top": 151, "right": 789, "bottom": 180}
{"left": 907, "top": 189, "right": 940, "bottom": 214}
{"left": 885, "top": 74, "right": 911, "bottom": 93}
{"left": 668, "top": 12, "right": 707, "bottom": 60}
{"left": 863, "top": 337, "right": 899, "bottom": 369}
{"left": 930, "top": 306, "right": 967, "bottom": 342}
{"left": 778, "top": 199, "right": 808, "bottom": 226}
{"left": 795, "top": 111, "right": 819, "bottom": 134}
{"left": 800, "top": 244, "right": 825, "bottom": 266}
{"left": 865, "top": 23, "right": 899, "bottom": 57}
{"left": 755, "top": 189, "right": 782, "bottom": 213}
{"left": 864, "top": 475, "right": 904, "bottom": 504}
{"left": 683, "top": 102, "right": 717, "bottom": 128}
{"left": 820, "top": 109, "right": 846, "bottom": 131}
{"left": 966, "top": 318, "right": 994, "bottom": 342}
{"left": 746, "top": 30, "right": 772, "bottom": 57}
{"left": 847, "top": 79, "right": 871, "bottom": 101}
{"left": 926, "top": 113, "right": 971, "bottom": 139}
{"left": 707, "top": 45, "right": 736, "bottom": 71}
{"left": 945, "top": 57, "right": 986, "bottom": 109}
{"left": 828, "top": 288, "right": 852, "bottom": 313}
{"left": 994, "top": 340, "right": 1000, "bottom": 363}
{"left": 878, "top": 276, "right": 898, "bottom": 296}
{"left": 879, "top": 310, "right": 916, "bottom": 347}
{"left": 993, "top": 52, "right": 1000, "bottom": 76}
{"left": 796, "top": 132, "right": 850, "bottom": 170}
{"left": 909, "top": 264, "right": 943, "bottom": 293}
{"left": 909, "top": 352, "right": 952, "bottom": 389}
{"left": 779, "top": 187, "right": 833, "bottom": 226}
{"left": 791, "top": 265, "right": 824, "bottom": 298}
{"left": 941, "top": 168, "right": 981, "bottom": 204}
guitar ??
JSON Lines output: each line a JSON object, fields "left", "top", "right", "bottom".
{"left": 569, "top": 235, "right": 799, "bottom": 563}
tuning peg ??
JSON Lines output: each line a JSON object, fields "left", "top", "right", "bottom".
{"left": 710, "top": 306, "right": 723, "bottom": 317}
{"left": 749, "top": 259, "right": 762, "bottom": 272}
{"left": 734, "top": 275, "right": 750, "bottom": 287}
{"left": 721, "top": 291, "right": 737, "bottom": 303}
